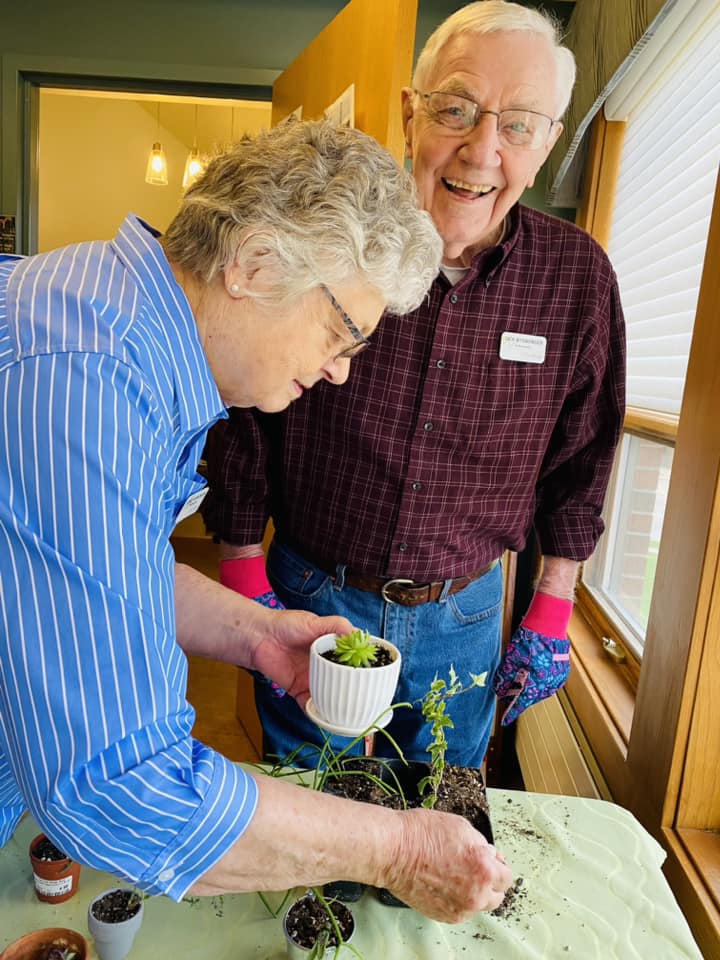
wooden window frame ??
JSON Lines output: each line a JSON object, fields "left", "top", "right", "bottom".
{"left": 569, "top": 109, "right": 720, "bottom": 957}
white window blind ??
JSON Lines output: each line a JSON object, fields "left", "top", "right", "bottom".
{"left": 606, "top": 2, "right": 720, "bottom": 416}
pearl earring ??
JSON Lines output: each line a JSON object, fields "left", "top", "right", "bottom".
{"left": 230, "top": 283, "right": 240, "bottom": 294}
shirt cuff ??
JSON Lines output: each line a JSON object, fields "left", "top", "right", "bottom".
{"left": 138, "top": 750, "right": 259, "bottom": 901}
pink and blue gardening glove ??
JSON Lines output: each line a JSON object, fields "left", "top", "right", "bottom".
{"left": 493, "top": 592, "right": 572, "bottom": 725}
{"left": 221, "top": 555, "right": 287, "bottom": 698}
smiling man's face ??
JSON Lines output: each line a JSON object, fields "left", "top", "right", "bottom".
{"left": 402, "top": 30, "right": 563, "bottom": 267}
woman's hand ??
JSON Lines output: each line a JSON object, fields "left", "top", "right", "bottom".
{"left": 191, "top": 774, "right": 513, "bottom": 923}
{"left": 381, "top": 807, "right": 512, "bottom": 920}
{"left": 246, "top": 607, "right": 353, "bottom": 708}
{"left": 174, "top": 561, "right": 351, "bottom": 708}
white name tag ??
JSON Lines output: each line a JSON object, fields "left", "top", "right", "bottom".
{"left": 176, "top": 486, "right": 208, "bottom": 525}
{"left": 499, "top": 331, "right": 547, "bottom": 364}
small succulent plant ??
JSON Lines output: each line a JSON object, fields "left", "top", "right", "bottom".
{"left": 334, "top": 629, "right": 378, "bottom": 668}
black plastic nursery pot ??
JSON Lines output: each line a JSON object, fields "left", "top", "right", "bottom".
{"left": 322, "top": 757, "right": 427, "bottom": 903}
{"left": 322, "top": 756, "right": 494, "bottom": 908}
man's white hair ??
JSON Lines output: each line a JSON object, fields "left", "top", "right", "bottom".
{"left": 413, "top": 0, "right": 576, "bottom": 117}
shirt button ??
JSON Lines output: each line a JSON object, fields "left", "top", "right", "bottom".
{"left": 412, "top": 481, "right": 423, "bottom": 491}
{"left": 436, "top": 359, "right": 447, "bottom": 369}
{"left": 423, "top": 422, "right": 434, "bottom": 431}
{"left": 398, "top": 543, "right": 408, "bottom": 553}
{"left": 449, "top": 294, "right": 458, "bottom": 304}
{"left": 159, "top": 869, "right": 175, "bottom": 882}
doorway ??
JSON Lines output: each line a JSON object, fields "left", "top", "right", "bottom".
{"left": 22, "top": 77, "right": 271, "bottom": 255}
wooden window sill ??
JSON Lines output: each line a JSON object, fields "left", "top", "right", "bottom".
{"left": 566, "top": 602, "right": 635, "bottom": 800}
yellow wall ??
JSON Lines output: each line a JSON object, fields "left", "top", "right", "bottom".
{"left": 38, "top": 92, "right": 271, "bottom": 251}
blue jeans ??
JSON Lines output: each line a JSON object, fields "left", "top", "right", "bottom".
{"left": 255, "top": 539, "right": 504, "bottom": 769}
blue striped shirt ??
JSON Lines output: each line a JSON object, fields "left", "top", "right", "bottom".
{"left": 0, "top": 215, "right": 258, "bottom": 899}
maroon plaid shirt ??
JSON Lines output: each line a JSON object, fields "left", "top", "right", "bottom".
{"left": 202, "top": 204, "right": 625, "bottom": 581}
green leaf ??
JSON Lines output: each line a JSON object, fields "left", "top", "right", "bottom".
{"left": 334, "top": 629, "right": 379, "bottom": 668}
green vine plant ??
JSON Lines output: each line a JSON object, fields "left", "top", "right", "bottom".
{"left": 333, "top": 629, "right": 378, "bottom": 667}
{"left": 125, "top": 887, "right": 150, "bottom": 912}
{"left": 417, "top": 665, "right": 487, "bottom": 809}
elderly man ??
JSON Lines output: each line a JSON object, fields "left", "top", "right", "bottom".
{"left": 203, "top": 2, "right": 625, "bottom": 769}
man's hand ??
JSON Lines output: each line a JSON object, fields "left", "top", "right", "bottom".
{"left": 493, "top": 587, "right": 573, "bottom": 725}
{"left": 220, "top": 554, "right": 285, "bottom": 609}
{"left": 493, "top": 626, "right": 570, "bottom": 725}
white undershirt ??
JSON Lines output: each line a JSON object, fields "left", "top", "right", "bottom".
{"left": 441, "top": 264, "right": 471, "bottom": 286}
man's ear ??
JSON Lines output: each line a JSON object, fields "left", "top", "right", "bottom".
{"left": 401, "top": 87, "right": 415, "bottom": 158}
{"left": 224, "top": 228, "right": 279, "bottom": 297}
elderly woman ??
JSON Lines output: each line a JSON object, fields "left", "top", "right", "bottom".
{"left": 0, "top": 118, "right": 511, "bottom": 924}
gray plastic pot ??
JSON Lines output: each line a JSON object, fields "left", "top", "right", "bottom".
{"left": 283, "top": 890, "right": 356, "bottom": 959}
{"left": 87, "top": 888, "right": 144, "bottom": 960}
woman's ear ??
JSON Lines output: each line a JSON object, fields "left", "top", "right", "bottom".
{"left": 224, "top": 228, "right": 280, "bottom": 298}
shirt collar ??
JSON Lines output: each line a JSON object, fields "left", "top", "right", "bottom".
{"left": 110, "top": 214, "right": 226, "bottom": 434}
{"left": 449, "top": 204, "right": 522, "bottom": 286}
{"left": 436, "top": 205, "right": 523, "bottom": 292}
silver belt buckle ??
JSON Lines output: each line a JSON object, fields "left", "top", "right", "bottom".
{"left": 381, "top": 578, "right": 415, "bottom": 604}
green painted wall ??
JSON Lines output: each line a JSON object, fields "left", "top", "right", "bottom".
{"left": 0, "top": 1, "right": 575, "bottom": 72}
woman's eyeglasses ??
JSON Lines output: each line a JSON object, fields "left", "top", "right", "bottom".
{"left": 320, "top": 284, "right": 371, "bottom": 360}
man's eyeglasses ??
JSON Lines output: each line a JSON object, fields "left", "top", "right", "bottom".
{"left": 320, "top": 284, "right": 371, "bottom": 360}
{"left": 416, "top": 90, "right": 557, "bottom": 150}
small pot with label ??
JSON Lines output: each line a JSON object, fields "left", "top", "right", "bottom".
{"left": 29, "top": 833, "right": 82, "bottom": 904}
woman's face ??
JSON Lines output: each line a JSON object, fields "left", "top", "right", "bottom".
{"left": 200, "top": 278, "right": 386, "bottom": 412}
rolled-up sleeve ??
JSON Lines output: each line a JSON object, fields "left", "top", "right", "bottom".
{"left": 534, "top": 275, "right": 626, "bottom": 561}
{"left": 0, "top": 350, "right": 257, "bottom": 899}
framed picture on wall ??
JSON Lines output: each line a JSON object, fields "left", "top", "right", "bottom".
{"left": 324, "top": 84, "right": 355, "bottom": 128}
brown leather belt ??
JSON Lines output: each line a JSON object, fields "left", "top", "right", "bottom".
{"left": 339, "top": 559, "right": 498, "bottom": 607}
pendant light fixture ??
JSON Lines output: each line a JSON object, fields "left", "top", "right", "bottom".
{"left": 182, "top": 105, "right": 206, "bottom": 190}
{"left": 145, "top": 103, "right": 168, "bottom": 186}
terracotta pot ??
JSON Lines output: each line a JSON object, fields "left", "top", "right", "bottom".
{"left": 87, "top": 888, "right": 144, "bottom": 960}
{"left": 308, "top": 633, "right": 401, "bottom": 735}
{"left": 0, "top": 926, "right": 88, "bottom": 960}
{"left": 29, "top": 834, "right": 81, "bottom": 904}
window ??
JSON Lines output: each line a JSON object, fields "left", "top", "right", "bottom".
{"left": 580, "top": 1, "right": 720, "bottom": 659}
{"left": 568, "top": 3, "right": 720, "bottom": 951}
{"left": 584, "top": 434, "right": 673, "bottom": 657}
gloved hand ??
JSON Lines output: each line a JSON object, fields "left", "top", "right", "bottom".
{"left": 221, "top": 555, "right": 287, "bottom": 697}
{"left": 220, "top": 555, "right": 285, "bottom": 609}
{"left": 493, "top": 593, "right": 572, "bottom": 725}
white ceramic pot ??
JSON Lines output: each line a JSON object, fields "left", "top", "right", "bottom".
{"left": 308, "top": 633, "right": 401, "bottom": 735}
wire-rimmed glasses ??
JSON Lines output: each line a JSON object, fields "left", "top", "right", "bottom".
{"left": 416, "top": 90, "right": 558, "bottom": 150}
